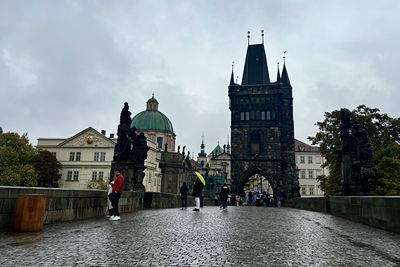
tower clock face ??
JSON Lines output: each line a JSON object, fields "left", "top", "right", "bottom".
{"left": 87, "top": 135, "right": 94, "bottom": 144}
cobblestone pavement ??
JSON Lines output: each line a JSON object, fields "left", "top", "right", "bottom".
{"left": 1, "top": 206, "right": 400, "bottom": 266}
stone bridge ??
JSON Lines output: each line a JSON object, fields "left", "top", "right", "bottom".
{"left": 1, "top": 206, "right": 399, "bottom": 266}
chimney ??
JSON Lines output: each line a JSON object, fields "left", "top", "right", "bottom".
{"left": 110, "top": 133, "right": 115, "bottom": 138}
{"left": 101, "top": 130, "right": 106, "bottom": 135}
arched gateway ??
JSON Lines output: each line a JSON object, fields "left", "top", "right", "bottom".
{"left": 229, "top": 35, "right": 300, "bottom": 201}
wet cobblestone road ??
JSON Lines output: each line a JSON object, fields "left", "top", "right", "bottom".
{"left": 1, "top": 206, "right": 400, "bottom": 266}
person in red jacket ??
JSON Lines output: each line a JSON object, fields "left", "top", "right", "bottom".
{"left": 109, "top": 169, "right": 124, "bottom": 221}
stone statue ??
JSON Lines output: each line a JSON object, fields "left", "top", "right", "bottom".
{"left": 177, "top": 145, "right": 180, "bottom": 153}
{"left": 182, "top": 146, "right": 186, "bottom": 155}
{"left": 131, "top": 132, "right": 149, "bottom": 164}
{"left": 338, "top": 109, "right": 372, "bottom": 195}
{"left": 114, "top": 103, "right": 133, "bottom": 161}
{"left": 353, "top": 123, "right": 372, "bottom": 164}
{"left": 340, "top": 109, "right": 352, "bottom": 154}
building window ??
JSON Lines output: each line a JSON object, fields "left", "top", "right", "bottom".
{"left": 245, "top": 112, "right": 250, "bottom": 120}
{"left": 308, "top": 156, "right": 313, "bottom": 164}
{"left": 316, "top": 169, "right": 322, "bottom": 177}
{"left": 148, "top": 173, "right": 152, "bottom": 184}
{"left": 308, "top": 170, "right": 313, "bottom": 179}
{"left": 301, "top": 170, "right": 306, "bottom": 179}
{"left": 73, "top": 171, "right": 79, "bottom": 181}
{"left": 51, "top": 152, "right": 57, "bottom": 157}
{"left": 76, "top": 152, "right": 81, "bottom": 161}
{"left": 300, "top": 156, "right": 305, "bottom": 164}
{"left": 301, "top": 187, "right": 306, "bottom": 195}
{"left": 316, "top": 156, "right": 321, "bottom": 164}
{"left": 309, "top": 186, "right": 314, "bottom": 195}
{"left": 100, "top": 152, "right": 106, "bottom": 161}
{"left": 98, "top": 171, "right": 104, "bottom": 180}
{"left": 261, "top": 111, "right": 265, "bottom": 120}
{"left": 69, "top": 152, "right": 75, "bottom": 161}
{"left": 295, "top": 156, "right": 298, "bottom": 163}
{"left": 150, "top": 154, "right": 153, "bottom": 163}
{"left": 94, "top": 152, "right": 99, "bottom": 161}
{"left": 92, "top": 171, "right": 97, "bottom": 181}
{"left": 157, "top": 137, "right": 163, "bottom": 149}
{"left": 266, "top": 111, "right": 271, "bottom": 120}
{"left": 241, "top": 112, "right": 244, "bottom": 120}
{"left": 67, "top": 171, "right": 72, "bottom": 181}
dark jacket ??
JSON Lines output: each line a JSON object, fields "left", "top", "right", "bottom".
{"left": 192, "top": 178, "right": 204, "bottom": 197}
{"left": 220, "top": 185, "right": 229, "bottom": 197}
{"left": 180, "top": 183, "right": 188, "bottom": 197}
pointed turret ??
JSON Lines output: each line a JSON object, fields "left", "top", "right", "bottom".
{"left": 281, "top": 63, "right": 291, "bottom": 86}
{"left": 226, "top": 135, "right": 231, "bottom": 154}
{"left": 230, "top": 70, "right": 235, "bottom": 85}
{"left": 198, "top": 134, "right": 207, "bottom": 157}
{"left": 241, "top": 43, "right": 270, "bottom": 85}
{"left": 276, "top": 62, "right": 281, "bottom": 83}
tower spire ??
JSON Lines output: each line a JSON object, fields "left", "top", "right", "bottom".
{"left": 247, "top": 31, "right": 250, "bottom": 45}
{"left": 261, "top": 30, "right": 264, "bottom": 44}
{"left": 281, "top": 52, "right": 291, "bottom": 86}
{"left": 276, "top": 62, "right": 281, "bottom": 83}
{"left": 230, "top": 61, "right": 235, "bottom": 85}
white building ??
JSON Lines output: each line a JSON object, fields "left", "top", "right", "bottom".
{"left": 36, "top": 127, "right": 161, "bottom": 191}
{"left": 295, "top": 139, "right": 328, "bottom": 197}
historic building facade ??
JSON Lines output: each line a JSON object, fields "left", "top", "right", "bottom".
{"left": 295, "top": 139, "right": 328, "bottom": 197}
{"left": 37, "top": 127, "right": 161, "bottom": 191}
{"left": 228, "top": 37, "right": 300, "bottom": 200}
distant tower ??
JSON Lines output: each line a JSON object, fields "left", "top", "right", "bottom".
{"left": 226, "top": 136, "right": 231, "bottom": 154}
{"left": 198, "top": 134, "right": 207, "bottom": 157}
{"left": 228, "top": 32, "right": 300, "bottom": 201}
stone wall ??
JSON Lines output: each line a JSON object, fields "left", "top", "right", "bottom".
{"left": 0, "top": 186, "right": 213, "bottom": 229}
{"left": 144, "top": 192, "right": 214, "bottom": 209}
{"left": 284, "top": 196, "right": 400, "bottom": 234}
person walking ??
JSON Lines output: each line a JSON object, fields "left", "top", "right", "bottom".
{"left": 192, "top": 173, "right": 205, "bottom": 212}
{"left": 109, "top": 169, "right": 124, "bottom": 221}
{"left": 180, "top": 182, "right": 188, "bottom": 209}
{"left": 220, "top": 183, "right": 230, "bottom": 210}
{"left": 248, "top": 191, "right": 253, "bottom": 206}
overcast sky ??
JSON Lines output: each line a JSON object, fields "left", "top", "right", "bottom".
{"left": 1, "top": 1, "right": 399, "bottom": 158}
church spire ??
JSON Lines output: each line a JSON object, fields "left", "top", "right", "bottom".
{"left": 198, "top": 133, "right": 207, "bottom": 157}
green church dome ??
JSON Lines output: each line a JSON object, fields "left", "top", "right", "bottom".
{"left": 130, "top": 95, "right": 174, "bottom": 133}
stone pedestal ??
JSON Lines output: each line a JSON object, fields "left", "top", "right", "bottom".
{"left": 338, "top": 153, "right": 371, "bottom": 196}
{"left": 111, "top": 161, "right": 146, "bottom": 192}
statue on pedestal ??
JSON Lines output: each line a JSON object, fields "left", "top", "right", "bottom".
{"left": 338, "top": 108, "right": 372, "bottom": 195}
{"left": 111, "top": 102, "right": 149, "bottom": 192}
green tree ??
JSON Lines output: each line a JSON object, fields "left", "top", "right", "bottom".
{"left": 33, "top": 150, "right": 61, "bottom": 187}
{"left": 0, "top": 133, "right": 38, "bottom": 186}
{"left": 309, "top": 105, "right": 400, "bottom": 195}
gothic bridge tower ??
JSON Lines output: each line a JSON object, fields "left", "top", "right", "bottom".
{"left": 229, "top": 33, "right": 300, "bottom": 201}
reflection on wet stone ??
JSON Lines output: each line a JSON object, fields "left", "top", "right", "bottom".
{"left": 0, "top": 207, "right": 399, "bottom": 266}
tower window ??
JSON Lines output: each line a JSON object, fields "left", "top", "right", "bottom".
{"left": 241, "top": 112, "right": 244, "bottom": 120}
{"left": 261, "top": 111, "right": 265, "bottom": 120}
{"left": 266, "top": 111, "right": 271, "bottom": 120}
{"left": 246, "top": 112, "right": 250, "bottom": 120}
{"left": 157, "top": 137, "right": 163, "bottom": 149}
